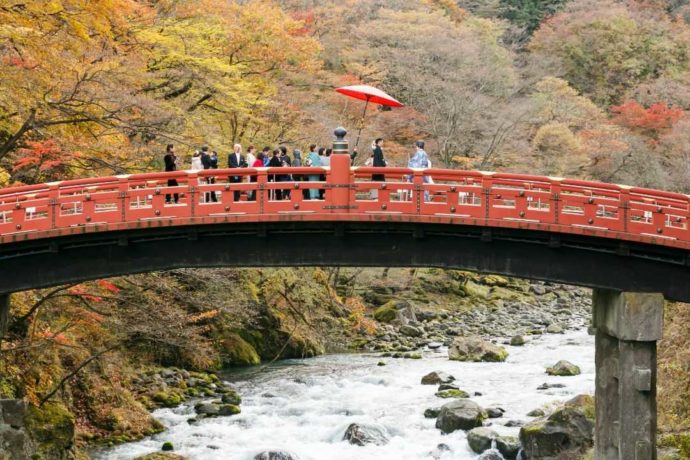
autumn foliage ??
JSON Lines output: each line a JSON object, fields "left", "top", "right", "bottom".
{"left": 611, "top": 101, "right": 684, "bottom": 138}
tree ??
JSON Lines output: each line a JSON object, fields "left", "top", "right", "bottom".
{"left": 499, "top": 0, "right": 570, "bottom": 40}
{"left": 529, "top": 0, "right": 690, "bottom": 106}
{"left": 346, "top": 7, "right": 520, "bottom": 167}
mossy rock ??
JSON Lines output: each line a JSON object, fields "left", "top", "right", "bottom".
{"left": 404, "top": 352, "right": 422, "bottom": 359}
{"left": 374, "top": 302, "right": 397, "bottom": 323}
{"left": 218, "top": 404, "right": 241, "bottom": 416}
{"left": 162, "top": 441, "right": 174, "bottom": 451}
{"left": 26, "top": 402, "right": 75, "bottom": 458}
{"left": 221, "top": 332, "right": 261, "bottom": 366}
{"left": 435, "top": 389, "right": 470, "bottom": 399}
{"left": 481, "top": 275, "right": 509, "bottom": 286}
{"left": 221, "top": 391, "right": 241, "bottom": 405}
{"left": 153, "top": 391, "right": 184, "bottom": 408}
{"left": 546, "top": 360, "right": 581, "bottom": 376}
{"left": 462, "top": 280, "right": 490, "bottom": 299}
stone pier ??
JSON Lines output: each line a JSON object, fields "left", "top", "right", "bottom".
{"left": 592, "top": 288, "right": 664, "bottom": 460}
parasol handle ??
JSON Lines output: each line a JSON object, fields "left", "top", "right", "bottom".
{"left": 353, "top": 97, "right": 370, "bottom": 164}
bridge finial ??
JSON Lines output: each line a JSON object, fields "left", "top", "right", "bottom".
{"left": 334, "top": 127, "right": 347, "bottom": 140}
{"left": 333, "top": 127, "right": 349, "bottom": 156}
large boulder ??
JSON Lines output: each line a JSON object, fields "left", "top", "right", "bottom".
{"left": 373, "top": 300, "right": 416, "bottom": 325}
{"left": 435, "top": 399, "right": 486, "bottom": 434}
{"left": 421, "top": 371, "right": 455, "bottom": 385}
{"left": 448, "top": 337, "right": 508, "bottom": 362}
{"left": 467, "top": 427, "right": 498, "bottom": 454}
{"left": 519, "top": 395, "right": 594, "bottom": 459}
{"left": 342, "top": 423, "right": 390, "bottom": 446}
{"left": 546, "top": 360, "right": 581, "bottom": 376}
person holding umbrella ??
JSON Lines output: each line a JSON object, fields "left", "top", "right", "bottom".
{"left": 335, "top": 85, "right": 403, "bottom": 163}
{"left": 370, "top": 138, "right": 386, "bottom": 199}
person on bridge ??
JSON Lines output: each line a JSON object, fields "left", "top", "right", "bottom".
{"left": 370, "top": 138, "right": 386, "bottom": 199}
{"left": 163, "top": 144, "right": 179, "bottom": 204}
{"left": 246, "top": 145, "right": 257, "bottom": 170}
{"left": 200, "top": 145, "right": 218, "bottom": 203}
{"left": 278, "top": 146, "right": 292, "bottom": 200}
{"left": 248, "top": 151, "right": 265, "bottom": 201}
{"left": 228, "top": 144, "right": 247, "bottom": 202}
{"left": 190, "top": 150, "right": 202, "bottom": 171}
{"left": 305, "top": 147, "right": 322, "bottom": 200}
{"left": 268, "top": 148, "right": 283, "bottom": 200}
{"left": 408, "top": 140, "right": 431, "bottom": 202}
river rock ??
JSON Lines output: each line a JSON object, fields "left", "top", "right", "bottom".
{"left": 218, "top": 404, "right": 240, "bottom": 416}
{"left": 519, "top": 396, "right": 594, "bottom": 459}
{"left": 254, "top": 451, "right": 300, "bottom": 460}
{"left": 424, "top": 407, "right": 441, "bottom": 418}
{"left": 427, "top": 341, "right": 443, "bottom": 349}
{"left": 195, "top": 403, "right": 220, "bottom": 416}
{"left": 399, "top": 325, "right": 422, "bottom": 337}
{"left": 546, "top": 324, "right": 563, "bottom": 334}
{"left": 496, "top": 435, "right": 521, "bottom": 459}
{"left": 467, "top": 427, "right": 498, "bottom": 454}
{"left": 510, "top": 335, "right": 526, "bottom": 346}
{"left": 448, "top": 337, "right": 508, "bottom": 362}
{"left": 546, "top": 360, "right": 581, "bottom": 376}
{"left": 342, "top": 423, "right": 389, "bottom": 446}
{"left": 438, "top": 383, "right": 459, "bottom": 391}
{"left": 421, "top": 371, "right": 455, "bottom": 385}
{"left": 504, "top": 419, "right": 524, "bottom": 427}
{"left": 537, "top": 382, "right": 566, "bottom": 390}
{"left": 527, "top": 408, "right": 545, "bottom": 417}
{"left": 435, "top": 389, "right": 469, "bottom": 399}
{"left": 477, "top": 450, "right": 503, "bottom": 460}
{"left": 435, "top": 399, "right": 485, "bottom": 433}
{"left": 486, "top": 407, "right": 504, "bottom": 418}
{"left": 221, "top": 391, "right": 241, "bottom": 405}
{"left": 430, "top": 443, "right": 451, "bottom": 459}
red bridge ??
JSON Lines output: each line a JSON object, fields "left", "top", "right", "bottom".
{"left": 0, "top": 153, "right": 689, "bottom": 300}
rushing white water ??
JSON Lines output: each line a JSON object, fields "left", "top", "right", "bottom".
{"left": 98, "top": 330, "right": 594, "bottom": 460}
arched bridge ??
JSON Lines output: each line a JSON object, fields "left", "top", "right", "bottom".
{"left": 0, "top": 154, "right": 689, "bottom": 301}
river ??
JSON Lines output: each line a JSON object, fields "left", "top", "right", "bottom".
{"left": 98, "top": 330, "right": 594, "bottom": 460}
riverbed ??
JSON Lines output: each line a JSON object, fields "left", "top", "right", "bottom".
{"left": 98, "top": 330, "right": 594, "bottom": 460}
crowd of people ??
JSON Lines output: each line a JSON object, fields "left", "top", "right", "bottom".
{"left": 162, "top": 138, "right": 431, "bottom": 204}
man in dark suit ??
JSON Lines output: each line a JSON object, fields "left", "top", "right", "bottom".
{"left": 200, "top": 145, "right": 217, "bottom": 202}
{"left": 228, "top": 143, "right": 246, "bottom": 201}
{"left": 163, "top": 144, "right": 179, "bottom": 204}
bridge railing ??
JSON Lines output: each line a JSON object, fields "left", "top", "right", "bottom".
{"left": 0, "top": 162, "right": 688, "bottom": 249}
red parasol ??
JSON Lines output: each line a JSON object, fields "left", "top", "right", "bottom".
{"left": 335, "top": 85, "right": 404, "bottom": 150}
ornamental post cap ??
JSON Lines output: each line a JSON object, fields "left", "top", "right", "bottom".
{"left": 334, "top": 127, "right": 347, "bottom": 140}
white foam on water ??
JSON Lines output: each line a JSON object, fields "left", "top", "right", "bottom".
{"left": 96, "top": 330, "right": 594, "bottom": 460}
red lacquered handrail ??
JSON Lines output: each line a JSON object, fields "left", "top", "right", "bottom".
{"left": 0, "top": 155, "right": 687, "bottom": 250}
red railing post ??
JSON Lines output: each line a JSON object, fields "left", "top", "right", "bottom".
{"left": 329, "top": 127, "right": 352, "bottom": 212}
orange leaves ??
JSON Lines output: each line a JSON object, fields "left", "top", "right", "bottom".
{"left": 67, "top": 286, "right": 103, "bottom": 303}
{"left": 345, "top": 297, "right": 377, "bottom": 335}
{"left": 290, "top": 10, "right": 316, "bottom": 36}
{"left": 186, "top": 309, "right": 221, "bottom": 324}
{"left": 611, "top": 101, "right": 684, "bottom": 138}
{"left": 96, "top": 280, "right": 121, "bottom": 294}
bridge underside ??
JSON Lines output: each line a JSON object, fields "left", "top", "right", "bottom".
{"left": 2, "top": 221, "right": 689, "bottom": 300}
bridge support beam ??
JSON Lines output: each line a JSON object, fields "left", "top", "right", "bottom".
{"left": 592, "top": 289, "right": 664, "bottom": 460}
{"left": 0, "top": 293, "right": 9, "bottom": 344}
